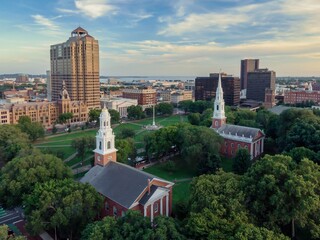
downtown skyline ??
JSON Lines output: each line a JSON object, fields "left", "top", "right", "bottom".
{"left": 0, "top": 0, "right": 320, "bottom": 76}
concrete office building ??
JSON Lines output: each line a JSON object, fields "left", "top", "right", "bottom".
{"left": 240, "top": 59, "right": 259, "bottom": 90}
{"left": 195, "top": 73, "right": 240, "bottom": 106}
{"left": 50, "top": 27, "right": 100, "bottom": 109}
{"left": 247, "top": 69, "right": 276, "bottom": 102}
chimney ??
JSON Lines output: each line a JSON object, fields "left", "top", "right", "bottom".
{"left": 148, "top": 179, "right": 151, "bottom": 194}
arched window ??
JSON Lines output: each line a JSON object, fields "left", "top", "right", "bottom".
{"left": 99, "top": 141, "right": 102, "bottom": 150}
{"left": 217, "top": 105, "right": 219, "bottom": 111}
{"left": 104, "top": 121, "right": 106, "bottom": 127}
{"left": 113, "top": 206, "right": 118, "bottom": 216}
{"left": 107, "top": 141, "right": 111, "bottom": 149}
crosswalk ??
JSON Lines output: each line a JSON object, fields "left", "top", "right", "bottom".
{"left": 0, "top": 205, "right": 23, "bottom": 226}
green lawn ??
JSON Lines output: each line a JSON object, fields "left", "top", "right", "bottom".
{"left": 144, "top": 157, "right": 196, "bottom": 181}
{"left": 172, "top": 181, "right": 192, "bottom": 204}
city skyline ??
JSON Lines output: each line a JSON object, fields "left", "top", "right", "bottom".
{"left": 1, "top": 0, "right": 320, "bottom": 76}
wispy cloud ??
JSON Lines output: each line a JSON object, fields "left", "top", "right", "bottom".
{"left": 31, "top": 14, "right": 59, "bottom": 31}
{"left": 58, "top": 0, "right": 117, "bottom": 19}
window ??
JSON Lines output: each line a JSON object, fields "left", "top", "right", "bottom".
{"left": 238, "top": 144, "right": 241, "bottom": 149}
{"left": 107, "top": 141, "right": 111, "bottom": 149}
{"left": 154, "top": 203, "right": 159, "bottom": 213}
{"left": 231, "top": 143, "right": 234, "bottom": 148}
{"left": 216, "top": 105, "right": 219, "bottom": 111}
{"left": 99, "top": 141, "right": 102, "bottom": 150}
{"left": 121, "top": 211, "right": 126, "bottom": 217}
{"left": 113, "top": 206, "right": 118, "bottom": 216}
{"left": 105, "top": 202, "right": 109, "bottom": 211}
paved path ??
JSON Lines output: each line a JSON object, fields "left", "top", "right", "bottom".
{"left": 70, "top": 154, "right": 94, "bottom": 169}
{"left": 73, "top": 164, "right": 92, "bottom": 174}
{"left": 64, "top": 152, "right": 78, "bottom": 162}
{"left": 35, "top": 145, "right": 72, "bottom": 148}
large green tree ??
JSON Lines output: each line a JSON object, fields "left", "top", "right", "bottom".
{"left": 156, "top": 102, "right": 174, "bottom": 115}
{"left": 71, "top": 136, "right": 95, "bottom": 164}
{"left": 88, "top": 108, "right": 101, "bottom": 123}
{"left": 286, "top": 147, "right": 319, "bottom": 164}
{"left": 187, "top": 172, "right": 288, "bottom": 240}
{"left": 17, "top": 116, "right": 45, "bottom": 142}
{"left": 232, "top": 148, "right": 251, "bottom": 175}
{"left": 243, "top": 154, "right": 320, "bottom": 238}
{"left": 58, "top": 112, "right": 73, "bottom": 124}
{"left": 81, "top": 210, "right": 185, "bottom": 240}
{"left": 127, "top": 105, "right": 145, "bottom": 120}
{"left": 109, "top": 109, "right": 120, "bottom": 124}
{"left": 0, "top": 125, "right": 30, "bottom": 163}
{"left": 118, "top": 127, "right": 136, "bottom": 139}
{"left": 24, "top": 179, "right": 103, "bottom": 239}
{"left": 116, "top": 138, "right": 136, "bottom": 164}
{"left": 0, "top": 149, "right": 72, "bottom": 208}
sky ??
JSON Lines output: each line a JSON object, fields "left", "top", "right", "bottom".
{"left": 0, "top": 0, "right": 320, "bottom": 77}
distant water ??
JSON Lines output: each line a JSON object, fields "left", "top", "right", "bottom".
{"left": 100, "top": 76, "right": 196, "bottom": 83}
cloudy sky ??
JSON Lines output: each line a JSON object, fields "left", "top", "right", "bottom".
{"left": 0, "top": 0, "right": 320, "bottom": 76}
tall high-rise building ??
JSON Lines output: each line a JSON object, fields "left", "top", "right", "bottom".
{"left": 46, "top": 70, "right": 51, "bottom": 101}
{"left": 246, "top": 69, "right": 276, "bottom": 102}
{"left": 240, "top": 59, "right": 259, "bottom": 90}
{"left": 50, "top": 27, "right": 100, "bottom": 109}
{"left": 195, "top": 73, "right": 240, "bottom": 106}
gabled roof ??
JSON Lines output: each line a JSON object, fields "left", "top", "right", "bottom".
{"left": 81, "top": 161, "right": 171, "bottom": 209}
{"left": 216, "top": 124, "right": 264, "bottom": 141}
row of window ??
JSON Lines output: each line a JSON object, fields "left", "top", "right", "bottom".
{"left": 225, "top": 142, "right": 248, "bottom": 149}
{"left": 104, "top": 201, "right": 160, "bottom": 217}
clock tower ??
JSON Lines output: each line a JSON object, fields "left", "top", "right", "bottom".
{"left": 93, "top": 105, "right": 117, "bottom": 166}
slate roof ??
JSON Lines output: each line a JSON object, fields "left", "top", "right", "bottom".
{"left": 81, "top": 161, "right": 167, "bottom": 209}
{"left": 139, "top": 185, "right": 158, "bottom": 205}
{"left": 216, "top": 124, "right": 263, "bottom": 140}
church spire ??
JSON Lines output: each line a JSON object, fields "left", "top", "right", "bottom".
{"left": 93, "top": 106, "right": 117, "bottom": 166}
{"left": 212, "top": 72, "right": 227, "bottom": 129}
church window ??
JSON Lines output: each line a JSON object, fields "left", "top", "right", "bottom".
{"left": 231, "top": 143, "right": 234, "bottom": 148}
{"left": 154, "top": 202, "right": 159, "bottom": 213}
{"left": 215, "top": 121, "right": 218, "bottom": 126}
{"left": 105, "top": 202, "right": 109, "bottom": 211}
{"left": 217, "top": 105, "right": 219, "bottom": 111}
{"left": 104, "top": 121, "right": 106, "bottom": 127}
{"left": 108, "top": 141, "right": 111, "bottom": 149}
{"left": 99, "top": 141, "right": 102, "bottom": 150}
{"left": 113, "top": 206, "right": 118, "bottom": 216}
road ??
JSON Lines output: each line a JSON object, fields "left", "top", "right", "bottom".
{"left": 0, "top": 206, "right": 24, "bottom": 225}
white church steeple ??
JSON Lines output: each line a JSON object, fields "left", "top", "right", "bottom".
{"left": 212, "top": 72, "right": 227, "bottom": 129}
{"left": 93, "top": 105, "right": 117, "bottom": 166}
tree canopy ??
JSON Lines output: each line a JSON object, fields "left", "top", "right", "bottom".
{"left": 116, "top": 138, "right": 136, "bottom": 164}
{"left": 232, "top": 148, "right": 251, "bottom": 175}
{"left": 242, "top": 154, "right": 320, "bottom": 238}
{"left": 17, "top": 116, "right": 45, "bottom": 142}
{"left": 127, "top": 105, "right": 145, "bottom": 120}
{"left": 71, "top": 136, "right": 95, "bottom": 163}
{"left": 24, "top": 179, "right": 103, "bottom": 239}
{"left": 0, "top": 124, "right": 31, "bottom": 163}
{"left": 81, "top": 210, "right": 185, "bottom": 240}
{"left": 0, "top": 149, "right": 72, "bottom": 208}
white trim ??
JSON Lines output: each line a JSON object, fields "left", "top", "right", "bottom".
{"left": 166, "top": 193, "right": 169, "bottom": 216}
{"left": 160, "top": 197, "right": 163, "bottom": 215}
{"left": 150, "top": 203, "right": 154, "bottom": 222}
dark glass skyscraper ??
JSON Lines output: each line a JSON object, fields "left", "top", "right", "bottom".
{"left": 240, "top": 59, "right": 259, "bottom": 90}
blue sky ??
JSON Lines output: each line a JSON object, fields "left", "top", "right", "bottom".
{"left": 0, "top": 0, "right": 320, "bottom": 76}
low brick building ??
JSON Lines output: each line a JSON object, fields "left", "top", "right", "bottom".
{"left": 81, "top": 107, "right": 174, "bottom": 220}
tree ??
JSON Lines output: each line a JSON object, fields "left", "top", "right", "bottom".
{"left": 0, "top": 224, "right": 25, "bottom": 239}
{"left": 127, "top": 105, "right": 145, "bottom": 120}
{"left": 88, "top": 108, "right": 101, "bottom": 123}
{"left": 118, "top": 127, "right": 136, "bottom": 139}
{"left": 24, "top": 179, "right": 103, "bottom": 239}
{"left": 71, "top": 136, "right": 95, "bottom": 164}
{"left": 58, "top": 112, "right": 73, "bottom": 124}
{"left": 188, "top": 113, "right": 201, "bottom": 125}
{"left": 243, "top": 154, "right": 320, "bottom": 238}
{"left": 0, "top": 125, "right": 30, "bottom": 163}
{"left": 108, "top": 109, "right": 120, "bottom": 124}
{"left": 116, "top": 138, "right": 136, "bottom": 164}
{"left": 286, "top": 147, "right": 319, "bottom": 164}
{"left": 232, "top": 148, "right": 251, "bottom": 175}
{"left": 81, "top": 210, "right": 185, "bottom": 240}
{"left": 178, "top": 100, "right": 193, "bottom": 113}
{"left": 187, "top": 172, "right": 288, "bottom": 240}
{"left": 156, "top": 102, "right": 174, "bottom": 115}
{"left": 17, "top": 116, "right": 45, "bottom": 141}
{"left": 0, "top": 149, "right": 72, "bottom": 208}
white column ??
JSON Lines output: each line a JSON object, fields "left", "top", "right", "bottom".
{"left": 250, "top": 143, "right": 253, "bottom": 160}
{"left": 166, "top": 194, "right": 169, "bottom": 216}
{"left": 151, "top": 203, "right": 154, "bottom": 222}
{"left": 160, "top": 197, "right": 163, "bottom": 215}
{"left": 144, "top": 205, "right": 146, "bottom": 217}
{"left": 261, "top": 138, "right": 264, "bottom": 153}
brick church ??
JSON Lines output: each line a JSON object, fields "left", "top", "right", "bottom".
{"left": 211, "top": 73, "right": 265, "bottom": 160}
{"left": 81, "top": 107, "right": 174, "bottom": 221}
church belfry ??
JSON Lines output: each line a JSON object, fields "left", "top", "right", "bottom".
{"left": 93, "top": 105, "right": 117, "bottom": 166}
{"left": 212, "top": 72, "right": 227, "bottom": 129}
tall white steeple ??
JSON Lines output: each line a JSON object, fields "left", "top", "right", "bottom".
{"left": 93, "top": 105, "right": 117, "bottom": 166}
{"left": 212, "top": 72, "right": 227, "bottom": 129}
